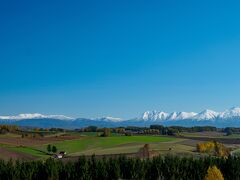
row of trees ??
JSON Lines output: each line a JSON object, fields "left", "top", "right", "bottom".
{"left": 78, "top": 125, "right": 220, "bottom": 136}
{"left": 0, "top": 155, "right": 240, "bottom": 179}
{"left": 0, "top": 125, "right": 19, "bottom": 134}
{"left": 223, "top": 127, "right": 240, "bottom": 136}
{"left": 47, "top": 144, "right": 58, "bottom": 154}
{"left": 149, "top": 125, "right": 218, "bottom": 135}
{"left": 29, "top": 125, "right": 240, "bottom": 138}
{"left": 21, "top": 133, "right": 45, "bottom": 138}
{"left": 197, "top": 141, "right": 230, "bottom": 157}
{"left": 2, "top": 124, "right": 240, "bottom": 137}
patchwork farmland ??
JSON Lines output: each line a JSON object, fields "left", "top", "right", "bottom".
{"left": 0, "top": 128, "right": 238, "bottom": 161}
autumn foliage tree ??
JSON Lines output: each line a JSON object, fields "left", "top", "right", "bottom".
{"left": 197, "top": 141, "right": 230, "bottom": 157}
{"left": 214, "top": 141, "right": 230, "bottom": 157}
{"left": 205, "top": 166, "right": 224, "bottom": 180}
{"left": 197, "top": 141, "right": 215, "bottom": 153}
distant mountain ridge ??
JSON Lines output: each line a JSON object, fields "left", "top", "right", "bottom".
{"left": 140, "top": 107, "right": 240, "bottom": 121}
{"left": 1, "top": 107, "right": 240, "bottom": 128}
{"left": 0, "top": 113, "right": 73, "bottom": 121}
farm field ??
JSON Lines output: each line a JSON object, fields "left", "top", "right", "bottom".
{"left": 0, "top": 133, "right": 188, "bottom": 160}
{"left": 220, "top": 134, "right": 240, "bottom": 139}
{"left": 0, "top": 133, "right": 82, "bottom": 160}
{"left": 67, "top": 131, "right": 123, "bottom": 137}
{"left": 178, "top": 132, "right": 240, "bottom": 156}
{"left": 0, "top": 131, "right": 239, "bottom": 160}
{"left": 180, "top": 131, "right": 226, "bottom": 138}
{"left": 180, "top": 132, "right": 240, "bottom": 140}
{"left": 39, "top": 135, "right": 180, "bottom": 155}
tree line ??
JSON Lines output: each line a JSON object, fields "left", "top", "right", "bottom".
{"left": 2, "top": 124, "right": 240, "bottom": 137}
{"left": 0, "top": 125, "right": 19, "bottom": 134}
{"left": 78, "top": 125, "right": 236, "bottom": 136}
{"left": 0, "top": 155, "right": 240, "bottom": 180}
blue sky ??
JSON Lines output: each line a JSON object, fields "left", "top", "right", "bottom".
{"left": 1, "top": 0, "right": 240, "bottom": 118}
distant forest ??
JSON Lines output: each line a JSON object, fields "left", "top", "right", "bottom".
{"left": 0, "top": 124, "right": 238, "bottom": 137}
{"left": 80, "top": 125, "right": 239, "bottom": 136}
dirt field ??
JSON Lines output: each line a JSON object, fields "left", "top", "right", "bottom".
{"left": 177, "top": 136, "right": 240, "bottom": 145}
{"left": 0, "top": 147, "right": 36, "bottom": 161}
{"left": 0, "top": 135, "right": 82, "bottom": 147}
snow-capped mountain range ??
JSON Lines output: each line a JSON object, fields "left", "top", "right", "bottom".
{"left": 0, "top": 113, "right": 74, "bottom": 121}
{"left": 140, "top": 108, "right": 239, "bottom": 122}
{"left": 1, "top": 107, "right": 240, "bottom": 128}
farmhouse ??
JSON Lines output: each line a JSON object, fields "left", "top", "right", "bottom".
{"left": 53, "top": 151, "right": 67, "bottom": 159}
{"left": 59, "top": 151, "right": 67, "bottom": 155}
{"left": 53, "top": 154, "right": 63, "bottom": 159}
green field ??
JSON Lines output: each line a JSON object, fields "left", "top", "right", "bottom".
{"left": 38, "top": 135, "right": 179, "bottom": 156}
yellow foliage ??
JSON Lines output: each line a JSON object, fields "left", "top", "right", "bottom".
{"left": 197, "top": 142, "right": 215, "bottom": 153}
{"left": 205, "top": 166, "right": 224, "bottom": 180}
{"left": 197, "top": 141, "right": 229, "bottom": 157}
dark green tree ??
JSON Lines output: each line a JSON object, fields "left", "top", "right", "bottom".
{"left": 47, "top": 144, "right": 52, "bottom": 153}
{"left": 52, "top": 146, "right": 57, "bottom": 153}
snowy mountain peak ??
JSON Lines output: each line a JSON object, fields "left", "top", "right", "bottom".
{"left": 219, "top": 107, "right": 240, "bottom": 119}
{"left": 177, "top": 112, "right": 197, "bottom": 120}
{"left": 168, "top": 112, "right": 178, "bottom": 120}
{"left": 93, "top": 116, "right": 123, "bottom": 122}
{"left": 142, "top": 111, "right": 169, "bottom": 121}
{"left": 230, "top": 107, "right": 240, "bottom": 111}
{"left": 140, "top": 108, "right": 240, "bottom": 122}
{"left": 192, "top": 109, "right": 219, "bottom": 120}
{"left": 141, "top": 111, "right": 197, "bottom": 121}
{"left": 0, "top": 113, "right": 74, "bottom": 121}
{"left": 166, "top": 112, "right": 197, "bottom": 120}
{"left": 228, "top": 107, "right": 240, "bottom": 113}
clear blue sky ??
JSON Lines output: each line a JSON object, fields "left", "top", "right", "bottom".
{"left": 1, "top": 0, "right": 240, "bottom": 118}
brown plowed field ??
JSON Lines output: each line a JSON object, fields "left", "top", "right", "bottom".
{"left": 0, "top": 147, "right": 36, "bottom": 161}
{"left": 0, "top": 135, "right": 82, "bottom": 147}
{"left": 176, "top": 136, "right": 240, "bottom": 145}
